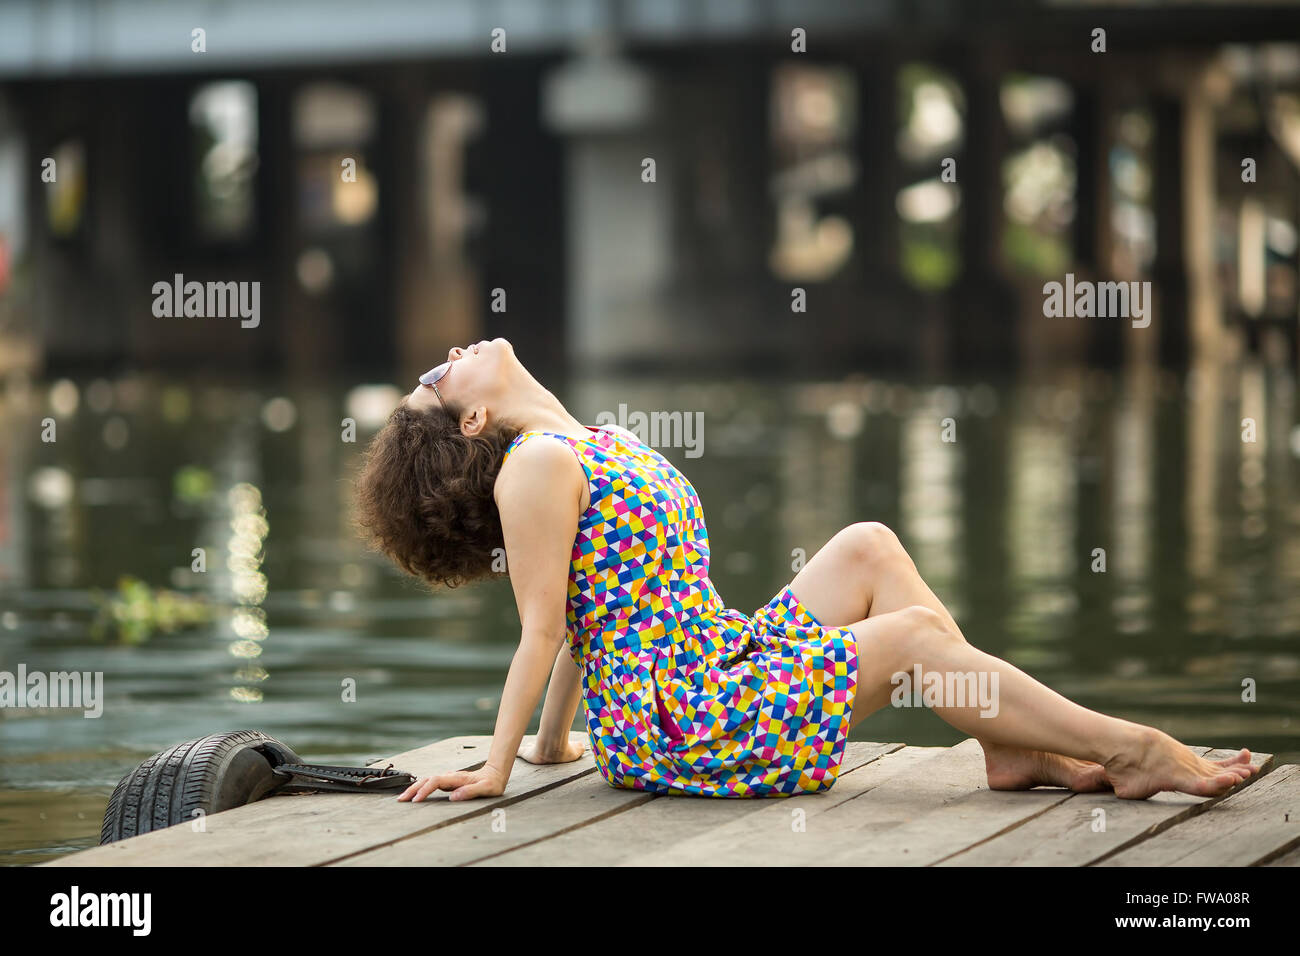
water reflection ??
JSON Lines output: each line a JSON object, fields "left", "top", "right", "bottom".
{"left": 1006, "top": 383, "right": 1078, "bottom": 661}
{"left": 1112, "top": 367, "right": 1155, "bottom": 634}
{"left": 0, "top": 360, "right": 1298, "bottom": 864}
{"left": 900, "top": 390, "right": 965, "bottom": 619}
{"left": 223, "top": 482, "right": 269, "bottom": 702}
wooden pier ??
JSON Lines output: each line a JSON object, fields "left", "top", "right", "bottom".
{"left": 42, "top": 735, "right": 1300, "bottom": 867}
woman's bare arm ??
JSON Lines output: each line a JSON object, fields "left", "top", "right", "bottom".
{"left": 397, "top": 435, "right": 584, "bottom": 802}
{"left": 480, "top": 436, "right": 586, "bottom": 785}
{"left": 529, "top": 645, "right": 583, "bottom": 758}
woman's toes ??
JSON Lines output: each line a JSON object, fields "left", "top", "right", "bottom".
{"left": 1211, "top": 772, "right": 1240, "bottom": 793}
{"left": 1212, "top": 756, "right": 1255, "bottom": 778}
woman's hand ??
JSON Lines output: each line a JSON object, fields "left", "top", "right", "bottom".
{"left": 396, "top": 764, "right": 508, "bottom": 803}
{"left": 517, "top": 735, "right": 587, "bottom": 765}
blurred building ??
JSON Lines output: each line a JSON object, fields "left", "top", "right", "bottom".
{"left": 0, "top": 0, "right": 1298, "bottom": 378}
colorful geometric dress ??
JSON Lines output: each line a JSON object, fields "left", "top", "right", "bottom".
{"left": 501, "top": 422, "right": 859, "bottom": 797}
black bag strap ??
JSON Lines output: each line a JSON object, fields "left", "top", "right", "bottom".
{"left": 270, "top": 762, "right": 416, "bottom": 794}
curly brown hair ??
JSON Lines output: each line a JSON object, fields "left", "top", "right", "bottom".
{"left": 353, "top": 398, "right": 522, "bottom": 588}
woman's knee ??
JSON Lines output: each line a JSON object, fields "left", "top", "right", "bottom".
{"left": 837, "top": 521, "right": 908, "bottom": 571}
{"left": 851, "top": 604, "right": 955, "bottom": 669}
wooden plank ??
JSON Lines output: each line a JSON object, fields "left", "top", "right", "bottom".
{"left": 734, "top": 736, "right": 986, "bottom": 865}
{"left": 1264, "top": 844, "right": 1300, "bottom": 866}
{"left": 836, "top": 787, "right": 1069, "bottom": 866}
{"left": 46, "top": 728, "right": 1297, "bottom": 867}
{"left": 812, "top": 738, "right": 1081, "bottom": 865}
{"left": 335, "top": 771, "right": 652, "bottom": 866}
{"left": 1097, "top": 763, "right": 1300, "bottom": 866}
{"left": 42, "top": 734, "right": 592, "bottom": 867}
{"left": 938, "top": 747, "right": 1273, "bottom": 866}
{"left": 622, "top": 745, "right": 946, "bottom": 866}
{"left": 472, "top": 741, "right": 905, "bottom": 866}
{"left": 342, "top": 741, "right": 910, "bottom": 866}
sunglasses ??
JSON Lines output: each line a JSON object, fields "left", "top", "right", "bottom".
{"left": 418, "top": 361, "right": 451, "bottom": 410}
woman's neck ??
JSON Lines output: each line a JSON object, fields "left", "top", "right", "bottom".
{"left": 502, "top": 381, "right": 588, "bottom": 436}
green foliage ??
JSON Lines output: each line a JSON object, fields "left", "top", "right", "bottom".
{"left": 90, "top": 576, "right": 213, "bottom": 645}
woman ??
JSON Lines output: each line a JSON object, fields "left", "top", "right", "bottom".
{"left": 354, "top": 338, "right": 1257, "bottom": 803}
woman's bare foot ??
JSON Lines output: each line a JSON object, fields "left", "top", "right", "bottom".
{"left": 1104, "top": 727, "right": 1258, "bottom": 799}
{"left": 983, "top": 742, "right": 1112, "bottom": 792}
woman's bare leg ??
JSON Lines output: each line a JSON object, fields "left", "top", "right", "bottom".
{"left": 787, "top": 522, "right": 1105, "bottom": 789}
{"left": 787, "top": 523, "right": 1256, "bottom": 795}
{"left": 842, "top": 603, "right": 1256, "bottom": 798}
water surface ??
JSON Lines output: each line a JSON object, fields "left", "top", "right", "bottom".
{"left": 2, "top": 362, "right": 1297, "bottom": 864}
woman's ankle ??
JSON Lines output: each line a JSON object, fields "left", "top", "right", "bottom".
{"left": 1095, "top": 720, "right": 1158, "bottom": 768}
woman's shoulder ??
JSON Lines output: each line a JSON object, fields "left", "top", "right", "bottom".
{"left": 497, "top": 431, "right": 592, "bottom": 524}
{"left": 502, "top": 429, "right": 578, "bottom": 466}
{"left": 500, "top": 430, "right": 599, "bottom": 489}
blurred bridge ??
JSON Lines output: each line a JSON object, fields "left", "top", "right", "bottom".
{"left": 0, "top": 0, "right": 1298, "bottom": 377}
